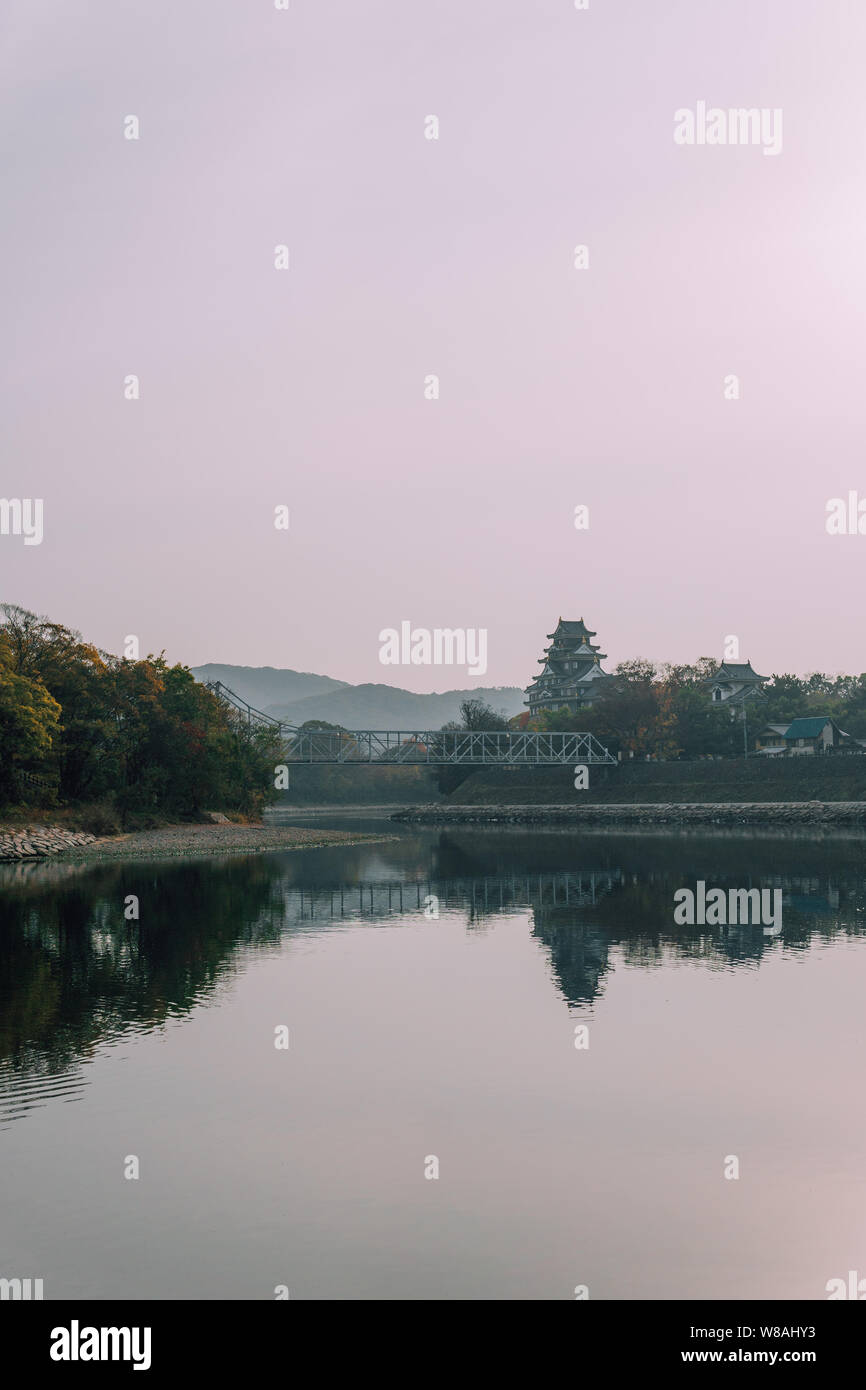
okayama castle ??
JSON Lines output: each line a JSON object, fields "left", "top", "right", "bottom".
{"left": 524, "top": 618, "right": 612, "bottom": 718}
{"left": 524, "top": 616, "right": 766, "bottom": 717}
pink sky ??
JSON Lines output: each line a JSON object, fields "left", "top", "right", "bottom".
{"left": 3, "top": 1, "right": 865, "bottom": 691}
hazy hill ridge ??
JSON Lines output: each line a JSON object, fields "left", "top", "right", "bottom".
{"left": 192, "top": 664, "right": 349, "bottom": 710}
{"left": 191, "top": 665, "right": 525, "bottom": 729}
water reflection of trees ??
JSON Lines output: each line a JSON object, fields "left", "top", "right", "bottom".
{"left": 0, "top": 857, "right": 286, "bottom": 1082}
{"left": 2, "top": 827, "right": 865, "bottom": 1114}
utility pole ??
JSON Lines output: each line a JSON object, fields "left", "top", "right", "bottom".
{"left": 742, "top": 697, "right": 748, "bottom": 758}
{"left": 737, "top": 688, "right": 757, "bottom": 759}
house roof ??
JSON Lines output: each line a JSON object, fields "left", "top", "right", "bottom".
{"left": 784, "top": 717, "right": 834, "bottom": 738}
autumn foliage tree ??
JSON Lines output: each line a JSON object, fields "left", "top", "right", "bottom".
{"left": 0, "top": 604, "right": 282, "bottom": 817}
{"left": 537, "top": 658, "right": 738, "bottom": 759}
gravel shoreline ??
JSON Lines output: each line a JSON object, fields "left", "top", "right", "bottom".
{"left": 0, "top": 822, "right": 395, "bottom": 864}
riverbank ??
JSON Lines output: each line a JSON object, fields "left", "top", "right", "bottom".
{"left": 0, "top": 821, "right": 395, "bottom": 863}
{"left": 0, "top": 825, "right": 98, "bottom": 861}
{"left": 392, "top": 801, "right": 866, "bottom": 827}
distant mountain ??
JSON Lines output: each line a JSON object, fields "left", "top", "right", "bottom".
{"left": 191, "top": 664, "right": 348, "bottom": 711}
{"left": 264, "top": 682, "right": 526, "bottom": 730}
{"left": 192, "top": 664, "right": 526, "bottom": 729}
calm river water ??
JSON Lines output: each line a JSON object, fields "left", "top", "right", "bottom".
{"left": 1, "top": 813, "right": 865, "bottom": 1300}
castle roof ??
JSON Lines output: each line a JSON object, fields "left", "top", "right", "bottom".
{"left": 704, "top": 661, "right": 767, "bottom": 685}
{"left": 546, "top": 616, "right": 596, "bottom": 640}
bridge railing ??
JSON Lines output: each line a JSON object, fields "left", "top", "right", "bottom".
{"left": 283, "top": 727, "right": 616, "bottom": 765}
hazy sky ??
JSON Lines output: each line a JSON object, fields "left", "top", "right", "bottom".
{"left": 3, "top": 1, "right": 865, "bottom": 691}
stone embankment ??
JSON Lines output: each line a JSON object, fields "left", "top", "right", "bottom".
{"left": 392, "top": 802, "right": 866, "bottom": 827}
{"left": 0, "top": 825, "right": 97, "bottom": 861}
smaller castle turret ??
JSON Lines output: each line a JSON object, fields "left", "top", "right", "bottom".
{"left": 703, "top": 660, "right": 767, "bottom": 705}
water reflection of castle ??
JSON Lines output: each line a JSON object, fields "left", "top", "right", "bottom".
{"left": 284, "top": 867, "right": 862, "bottom": 1007}
{"left": 3, "top": 853, "right": 865, "bottom": 1130}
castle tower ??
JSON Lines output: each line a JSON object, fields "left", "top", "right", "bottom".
{"left": 524, "top": 617, "right": 610, "bottom": 717}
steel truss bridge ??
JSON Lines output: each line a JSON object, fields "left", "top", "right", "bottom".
{"left": 207, "top": 681, "right": 616, "bottom": 766}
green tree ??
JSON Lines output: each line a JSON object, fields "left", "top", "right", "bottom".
{"left": 0, "top": 632, "right": 62, "bottom": 799}
{"left": 433, "top": 698, "right": 510, "bottom": 794}
{"left": 0, "top": 605, "right": 283, "bottom": 818}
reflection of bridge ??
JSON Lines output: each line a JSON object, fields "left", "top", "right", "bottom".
{"left": 208, "top": 681, "right": 616, "bottom": 766}
{"left": 279, "top": 870, "right": 624, "bottom": 923}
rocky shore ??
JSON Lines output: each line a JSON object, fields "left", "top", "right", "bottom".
{"left": 0, "top": 822, "right": 393, "bottom": 864}
{"left": 391, "top": 802, "right": 866, "bottom": 827}
{"left": 0, "top": 825, "right": 98, "bottom": 861}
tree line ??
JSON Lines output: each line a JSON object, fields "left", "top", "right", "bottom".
{"left": 0, "top": 605, "right": 283, "bottom": 818}
{"left": 529, "top": 658, "right": 866, "bottom": 759}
